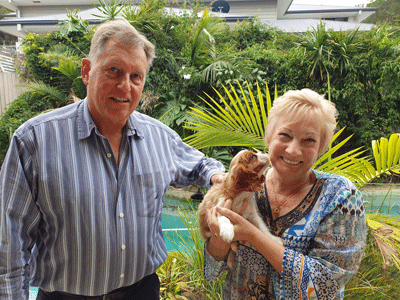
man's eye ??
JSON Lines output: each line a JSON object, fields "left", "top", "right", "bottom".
{"left": 107, "top": 67, "right": 120, "bottom": 76}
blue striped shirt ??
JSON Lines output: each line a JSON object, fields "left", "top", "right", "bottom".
{"left": 0, "top": 99, "right": 225, "bottom": 299}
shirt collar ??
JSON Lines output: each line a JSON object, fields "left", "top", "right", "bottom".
{"left": 77, "top": 98, "right": 144, "bottom": 140}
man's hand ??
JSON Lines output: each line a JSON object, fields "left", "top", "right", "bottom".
{"left": 210, "top": 173, "right": 227, "bottom": 185}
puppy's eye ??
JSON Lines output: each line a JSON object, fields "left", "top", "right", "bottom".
{"left": 250, "top": 154, "right": 256, "bottom": 160}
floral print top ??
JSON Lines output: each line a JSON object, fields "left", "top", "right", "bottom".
{"left": 204, "top": 170, "right": 367, "bottom": 300}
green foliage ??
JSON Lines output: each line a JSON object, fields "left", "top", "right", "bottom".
{"left": 344, "top": 231, "right": 400, "bottom": 300}
{"left": 364, "top": 0, "right": 400, "bottom": 26}
{"left": 157, "top": 252, "right": 194, "bottom": 299}
{"left": 58, "top": 9, "right": 89, "bottom": 37}
{"left": 230, "top": 17, "right": 281, "bottom": 50}
{"left": 295, "top": 24, "right": 400, "bottom": 154}
{"left": 91, "top": 0, "right": 125, "bottom": 21}
{"left": 21, "top": 30, "right": 90, "bottom": 90}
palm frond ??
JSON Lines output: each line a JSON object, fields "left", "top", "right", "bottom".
{"left": 372, "top": 134, "right": 400, "bottom": 176}
{"left": 184, "top": 82, "right": 269, "bottom": 150}
{"left": 366, "top": 213, "right": 400, "bottom": 271}
{"left": 18, "top": 81, "right": 69, "bottom": 108}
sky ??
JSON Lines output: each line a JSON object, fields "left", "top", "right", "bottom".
{"left": 292, "top": 0, "right": 371, "bottom": 7}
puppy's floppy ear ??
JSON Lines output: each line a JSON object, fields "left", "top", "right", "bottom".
{"left": 232, "top": 164, "right": 264, "bottom": 192}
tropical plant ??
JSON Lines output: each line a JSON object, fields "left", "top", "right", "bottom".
{"left": 91, "top": 0, "right": 126, "bottom": 21}
{"left": 157, "top": 251, "right": 194, "bottom": 300}
{"left": 58, "top": 9, "right": 89, "bottom": 37}
{"left": 297, "top": 22, "right": 362, "bottom": 81}
{"left": 344, "top": 230, "right": 400, "bottom": 300}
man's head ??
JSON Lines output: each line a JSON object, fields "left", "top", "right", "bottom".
{"left": 81, "top": 19, "right": 156, "bottom": 131}
{"left": 88, "top": 19, "right": 155, "bottom": 71}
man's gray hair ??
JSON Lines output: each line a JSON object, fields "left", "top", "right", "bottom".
{"left": 88, "top": 19, "right": 156, "bottom": 71}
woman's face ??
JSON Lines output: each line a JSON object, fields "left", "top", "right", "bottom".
{"left": 267, "top": 116, "right": 322, "bottom": 180}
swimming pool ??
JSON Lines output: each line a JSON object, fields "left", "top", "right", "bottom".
{"left": 362, "top": 189, "right": 400, "bottom": 215}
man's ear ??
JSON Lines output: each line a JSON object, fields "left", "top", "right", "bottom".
{"left": 81, "top": 58, "right": 91, "bottom": 85}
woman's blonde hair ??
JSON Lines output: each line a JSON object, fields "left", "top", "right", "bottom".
{"left": 88, "top": 19, "right": 156, "bottom": 71}
{"left": 265, "top": 89, "right": 338, "bottom": 155}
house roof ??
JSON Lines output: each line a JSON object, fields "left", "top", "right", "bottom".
{"left": 285, "top": 4, "right": 377, "bottom": 23}
{"left": 0, "top": 1, "right": 377, "bottom": 38}
{"left": 0, "top": 7, "right": 250, "bottom": 38}
{"left": 263, "top": 18, "right": 374, "bottom": 33}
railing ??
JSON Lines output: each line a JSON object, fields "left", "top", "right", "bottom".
{"left": 0, "top": 47, "right": 16, "bottom": 73}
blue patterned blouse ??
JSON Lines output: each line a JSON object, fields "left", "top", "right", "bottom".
{"left": 204, "top": 170, "right": 367, "bottom": 300}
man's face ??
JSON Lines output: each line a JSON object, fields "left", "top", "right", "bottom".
{"left": 81, "top": 39, "right": 148, "bottom": 129}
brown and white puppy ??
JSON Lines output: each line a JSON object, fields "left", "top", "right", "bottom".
{"left": 198, "top": 150, "right": 282, "bottom": 268}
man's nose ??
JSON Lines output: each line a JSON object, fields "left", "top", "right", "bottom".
{"left": 117, "top": 74, "right": 131, "bottom": 92}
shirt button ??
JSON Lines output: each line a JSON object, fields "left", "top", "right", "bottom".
{"left": 119, "top": 213, "right": 124, "bottom": 218}
{"left": 121, "top": 245, "right": 126, "bottom": 250}
{"left": 120, "top": 274, "right": 125, "bottom": 278}
{"left": 106, "top": 153, "right": 112, "bottom": 158}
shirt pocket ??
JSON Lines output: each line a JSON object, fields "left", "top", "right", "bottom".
{"left": 132, "top": 172, "right": 165, "bottom": 217}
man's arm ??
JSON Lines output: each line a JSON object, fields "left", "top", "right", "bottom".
{"left": 0, "top": 133, "right": 39, "bottom": 300}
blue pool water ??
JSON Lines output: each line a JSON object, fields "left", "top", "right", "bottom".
{"left": 362, "top": 190, "right": 400, "bottom": 215}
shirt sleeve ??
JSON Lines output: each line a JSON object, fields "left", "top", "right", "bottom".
{"left": 203, "top": 239, "right": 229, "bottom": 282}
{"left": 0, "top": 132, "right": 40, "bottom": 300}
{"left": 169, "top": 133, "right": 225, "bottom": 189}
{"left": 277, "top": 188, "right": 367, "bottom": 300}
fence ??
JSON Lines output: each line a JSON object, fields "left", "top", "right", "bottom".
{"left": 0, "top": 72, "right": 22, "bottom": 117}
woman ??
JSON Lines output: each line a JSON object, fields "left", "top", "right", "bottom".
{"left": 204, "top": 89, "right": 367, "bottom": 299}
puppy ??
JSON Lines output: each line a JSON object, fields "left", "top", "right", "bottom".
{"left": 198, "top": 150, "right": 282, "bottom": 268}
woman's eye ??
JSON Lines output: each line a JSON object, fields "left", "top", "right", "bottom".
{"left": 280, "top": 133, "right": 291, "bottom": 138}
{"left": 304, "top": 138, "right": 316, "bottom": 143}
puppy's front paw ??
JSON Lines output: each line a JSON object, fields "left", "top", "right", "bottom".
{"left": 218, "top": 215, "right": 235, "bottom": 243}
{"left": 219, "top": 222, "right": 234, "bottom": 243}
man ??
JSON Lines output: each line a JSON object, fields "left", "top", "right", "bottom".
{"left": 0, "top": 19, "right": 225, "bottom": 300}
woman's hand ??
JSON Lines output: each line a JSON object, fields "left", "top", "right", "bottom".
{"left": 216, "top": 201, "right": 286, "bottom": 274}
{"left": 206, "top": 198, "right": 251, "bottom": 260}
{"left": 206, "top": 198, "right": 233, "bottom": 261}
{"left": 216, "top": 203, "right": 258, "bottom": 244}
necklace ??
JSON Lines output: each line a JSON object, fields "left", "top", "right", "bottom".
{"left": 271, "top": 191, "right": 299, "bottom": 215}
{"left": 268, "top": 174, "right": 312, "bottom": 215}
